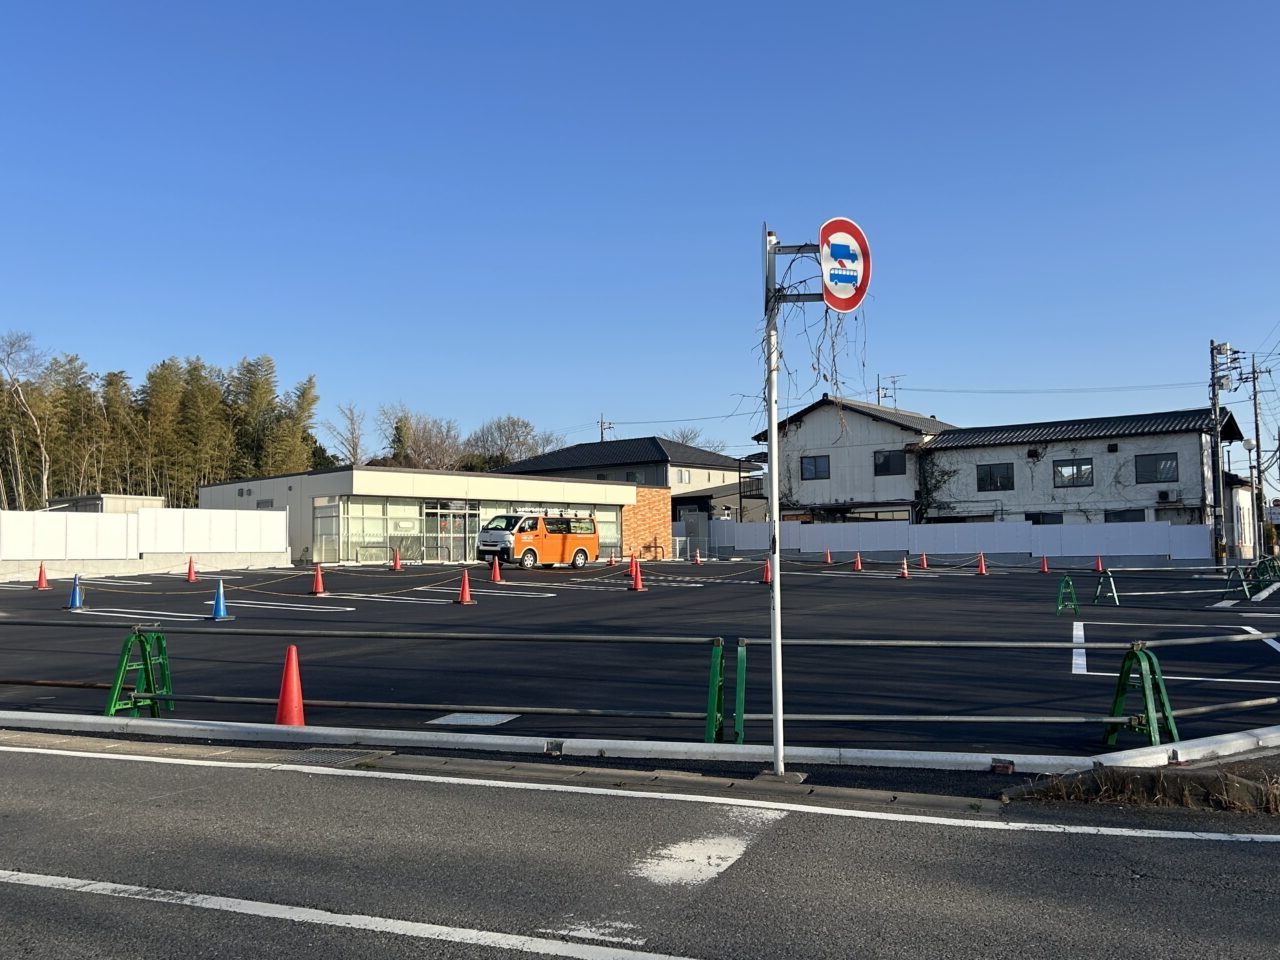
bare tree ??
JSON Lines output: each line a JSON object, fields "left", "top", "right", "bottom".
{"left": 376, "top": 403, "right": 464, "bottom": 469}
{"left": 324, "top": 401, "right": 367, "bottom": 466}
{"left": 0, "top": 331, "right": 53, "bottom": 507}
{"left": 661, "top": 426, "right": 727, "bottom": 454}
{"left": 464, "top": 415, "right": 565, "bottom": 469}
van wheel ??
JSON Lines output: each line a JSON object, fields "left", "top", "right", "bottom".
{"left": 571, "top": 549, "right": 588, "bottom": 569}
{"left": 519, "top": 550, "right": 537, "bottom": 569}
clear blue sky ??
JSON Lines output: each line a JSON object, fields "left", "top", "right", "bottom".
{"left": 1, "top": 2, "right": 1277, "bottom": 473}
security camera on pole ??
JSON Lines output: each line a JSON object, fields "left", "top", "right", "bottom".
{"left": 762, "top": 217, "right": 870, "bottom": 775}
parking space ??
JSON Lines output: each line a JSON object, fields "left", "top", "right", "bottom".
{"left": 2, "top": 559, "right": 1278, "bottom": 755}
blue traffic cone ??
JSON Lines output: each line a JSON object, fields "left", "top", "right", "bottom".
{"left": 209, "top": 578, "right": 234, "bottom": 621}
{"left": 64, "top": 574, "right": 85, "bottom": 612}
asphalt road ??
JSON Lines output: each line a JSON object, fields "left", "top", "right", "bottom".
{"left": 1, "top": 559, "right": 1278, "bottom": 756}
{"left": 2, "top": 737, "right": 1278, "bottom": 960}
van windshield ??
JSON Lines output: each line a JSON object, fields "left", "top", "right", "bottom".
{"left": 482, "top": 516, "right": 520, "bottom": 531}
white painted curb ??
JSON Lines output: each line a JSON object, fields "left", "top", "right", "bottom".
{"left": 1093, "top": 724, "right": 1280, "bottom": 768}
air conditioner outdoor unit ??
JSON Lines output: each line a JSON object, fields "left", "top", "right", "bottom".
{"left": 1157, "top": 490, "right": 1170, "bottom": 502}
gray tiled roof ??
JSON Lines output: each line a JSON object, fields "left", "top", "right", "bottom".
{"left": 499, "top": 437, "right": 757, "bottom": 474}
{"left": 752, "top": 395, "right": 955, "bottom": 442}
{"left": 922, "top": 407, "right": 1242, "bottom": 450}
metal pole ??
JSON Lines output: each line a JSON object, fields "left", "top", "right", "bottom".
{"left": 764, "top": 225, "right": 786, "bottom": 775}
{"left": 1210, "top": 340, "right": 1226, "bottom": 566}
{"left": 1252, "top": 355, "right": 1266, "bottom": 559}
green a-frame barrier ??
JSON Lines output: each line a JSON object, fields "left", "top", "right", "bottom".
{"left": 1104, "top": 644, "right": 1179, "bottom": 747}
{"left": 104, "top": 628, "right": 172, "bottom": 718}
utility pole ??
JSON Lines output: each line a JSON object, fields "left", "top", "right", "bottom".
{"left": 762, "top": 224, "right": 823, "bottom": 776}
{"left": 1209, "top": 340, "right": 1227, "bottom": 565}
{"left": 598, "top": 414, "right": 613, "bottom": 443}
{"left": 1245, "top": 354, "right": 1271, "bottom": 558}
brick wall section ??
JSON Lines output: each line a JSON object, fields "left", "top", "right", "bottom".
{"left": 622, "top": 485, "right": 672, "bottom": 560}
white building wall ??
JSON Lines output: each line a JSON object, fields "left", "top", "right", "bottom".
{"left": 927, "top": 433, "right": 1209, "bottom": 523}
{"left": 780, "top": 404, "right": 941, "bottom": 508}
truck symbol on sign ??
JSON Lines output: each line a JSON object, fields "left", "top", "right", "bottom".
{"left": 827, "top": 242, "right": 860, "bottom": 285}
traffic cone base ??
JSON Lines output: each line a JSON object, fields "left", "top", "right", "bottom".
{"left": 210, "top": 578, "right": 235, "bottom": 620}
{"left": 310, "top": 564, "right": 329, "bottom": 596}
{"left": 186, "top": 556, "right": 198, "bottom": 583}
{"left": 454, "top": 569, "right": 477, "bottom": 604}
{"left": 275, "top": 644, "right": 305, "bottom": 726}
{"left": 35, "top": 562, "right": 51, "bottom": 591}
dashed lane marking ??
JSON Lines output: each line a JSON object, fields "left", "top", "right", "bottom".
{"left": 202, "top": 599, "right": 356, "bottom": 613}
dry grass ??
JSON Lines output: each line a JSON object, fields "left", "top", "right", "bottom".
{"left": 1015, "top": 767, "right": 1280, "bottom": 814}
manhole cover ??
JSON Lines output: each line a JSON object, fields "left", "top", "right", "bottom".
{"left": 275, "top": 748, "right": 390, "bottom": 768}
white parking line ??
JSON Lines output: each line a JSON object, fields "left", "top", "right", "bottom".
{"left": 76, "top": 578, "right": 153, "bottom": 586}
{"left": 202, "top": 599, "right": 356, "bottom": 612}
{"left": 0, "top": 869, "right": 695, "bottom": 960}
{"left": 1072, "top": 622, "right": 1087, "bottom": 674}
{"left": 72, "top": 608, "right": 205, "bottom": 621}
{"left": 413, "top": 586, "right": 557, "bottom": 598}
{"left": 326, "top": 593, "right": 452, "bottom": 605}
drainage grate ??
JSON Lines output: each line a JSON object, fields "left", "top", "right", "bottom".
{"left": 274, "top": 748, "right": 391, "bottom": 768}
{"left": 427, "top": 712, "right": 519, "bottom": 727}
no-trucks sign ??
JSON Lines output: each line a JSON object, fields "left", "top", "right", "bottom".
{"left": 819, "top": 217, "right": 871, "bottom": 313}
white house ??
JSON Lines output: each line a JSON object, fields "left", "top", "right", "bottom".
{"left": 756, "top": 395, "right": 1247, "bottom": 537}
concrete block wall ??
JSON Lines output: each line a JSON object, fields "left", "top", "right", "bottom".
{"left": 622, "top": 486, "right": 673, "bottom": 560}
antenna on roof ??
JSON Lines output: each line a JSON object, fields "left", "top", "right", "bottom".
{"left": 876, "top": 374, "right": 904, "bottom": 408}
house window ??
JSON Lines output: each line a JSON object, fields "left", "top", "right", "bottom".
{"left": 625, "top": 470, "right": 643, "bottom": 483}
{"left": 873, "top": 450, "right": 906, "bottom": 476}
{"left": 800, "top": 455, "right": 830, "bottom": 480}
{"left": 976, "top": 463, "right": 1014, "bottom": 492}
{"left": 1025, "top": 512, "right": 1063, "bottom": 525}
{"left": 1053, "top": 458, "right": 1093, "bottom": 488}
{"left": 1135, "top": 453, "right": 1178, "bottom": 484}
{"left": 255, "top": 499, "right": 274, "bottom": 510}
{"left": 1105, "top": 509, "right": 1145, "bottom": 523}
{"left": 596, "top": 473, "right": 608, "bottom": 480}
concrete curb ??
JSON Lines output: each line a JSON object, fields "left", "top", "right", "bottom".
{"left": 4, "top": 710, "right": 1274, "bottom": 775}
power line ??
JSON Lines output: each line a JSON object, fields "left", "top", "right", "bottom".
{"left": 899, "top": 382, "right": 1201, "bottom": 396}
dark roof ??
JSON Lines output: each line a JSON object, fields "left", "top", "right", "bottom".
{"left": 752, "top": 395, "right": 955, "bottom": 442}
{"left": 499, "top": 437, "right": 759, "bottom": 475}
{"left": 922, "top": 407, "right": 1242, "bottom": 451}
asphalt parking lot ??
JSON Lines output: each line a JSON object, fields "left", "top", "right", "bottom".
{"left": 2, "top": 557, "right": 1278, "bottom": 756}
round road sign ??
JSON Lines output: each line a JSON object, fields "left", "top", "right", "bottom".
{"left": 819, "top": 217, "right": 871, "bottom": 313}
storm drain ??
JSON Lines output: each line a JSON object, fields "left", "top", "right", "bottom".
{"left": 271, "top": 748, "right": 392, "bottom": 768}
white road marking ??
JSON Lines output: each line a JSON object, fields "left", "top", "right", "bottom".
{"left": 0, "top": 869, "right": 694, "bottom": 960}
{"left": 4, "top": 744, "right": 1280, "bottom": 843}
{"left": 1211, "top": 600, "right": 1238, "bottom": 608}
{"left": 70, "top": 608, "right": 204, "bottom": 621}
{"left": 1080, "top": 671, "right": 1280, "bottom": 686}
{"left": 325, "top": 593, "right": 452, "bottom": 605}
{"left": 155, "top": 573, "right": 245, "bottom": 579}
{"left": 76, "top": 578, "right": 153, "bottom": 586}
{"left": 201, "top": 599, "right": 356, "bottom": 612}
{"left": 414, "top": 586, "right": 557, "bottom": 598}
{"left": 1071, "top": 622, "right": 1087, "bottom": 675}
{"left": 539, "top": 921, "right": 647, "bottom": 947}
{"left": 0, "top": 584, "right": 35, "bottom": 590}
{"left": 630, "top": 808, "right": 786, "bottom": 886}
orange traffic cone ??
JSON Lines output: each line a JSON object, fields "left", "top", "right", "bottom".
{"left": 454, "top": 569, "right": 477, "bottom": 604}
{"left": 630, "top": 553, "right": 638, "bottom": 577}
{"left": 760, "top": 559, "right": 772, "bottom": 585}
{"left": 693, "top": 548, "right": 702, "bottom": 565}
{"left": 1095, "top": 554, "right": 1104, "bottom": 573}
{"left": 34, "top": 562, "right": 51, "bottom": 591}
{"left": 824, "top": 548, "right": 832, "bottom": 565}
{"left": 976, "top": 552, "right": 989, "bottom": 576}
{"left": 628, "top": 562, "right": 648, "bottom": 591}
{"left": 390, "top": 548, "right": 402, "bottom": 572}
{"left": 608, "top": 549, "right": 617, "bottom": 567}
{"left": 490, "top": 555, "right": 503, "bottom": 583}
{"left": 186, "top": 556, "right": 198, "bottom": 583}
{"left": 920, "top": 552, "right": 929, "bottom": 570}
{"left": 309, "top": 564, "right": 329, "bottom": 596}
{"left": 275, "top": 645, "right": 305, "bottom": 726}
{"left": 898, "top": 557, "right": 910, "bottom": 579}
{"left": 1040, "top": 555, "right": 1050, "bottom": 574}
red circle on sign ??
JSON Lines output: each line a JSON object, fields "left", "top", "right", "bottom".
{"left": 819, "top": 217, "right": 871, "bottom": 313}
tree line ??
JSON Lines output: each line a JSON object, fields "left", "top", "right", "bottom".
{"left": 0, "top": 331, "right": 566, "bottom": 510}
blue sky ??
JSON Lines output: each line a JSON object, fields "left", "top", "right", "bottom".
{"left": 1, "top": 2, "right": 1277, "bottom": 471}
